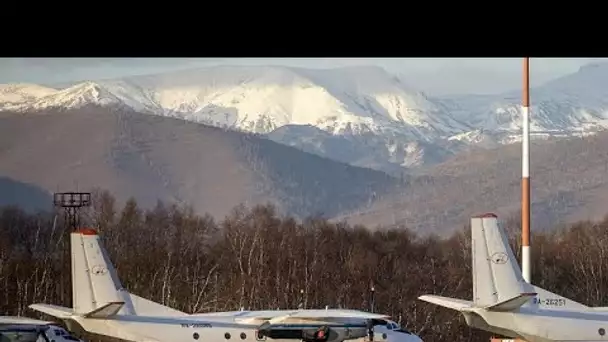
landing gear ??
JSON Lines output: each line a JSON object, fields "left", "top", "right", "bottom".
{"left": 366, "top": 320, "right": 374, "bottom": 342}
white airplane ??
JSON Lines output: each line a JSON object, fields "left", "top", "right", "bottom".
{"left": 191, "top": 310, "right": 420, "bottom": 342}
{"left": 418, "top": 213, "right": 608, "bottom": 342}
{"left": 29, "top": 227, "right": 422, "bottom": 342}
{"left": 0, "top": 316, "right": 83, "bottom": 342}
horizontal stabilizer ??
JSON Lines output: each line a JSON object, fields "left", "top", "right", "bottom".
{"left": 29, "top": 304, "right": 74, "bottom": 319}
{"left": 29, "top": 302, "right": 124, "bottom": 320}
{"left": 83, "top": 301, "right": 125, "bottom": 318}
{"left": 418, "top": 295, "right": 475, "bottom": 312}
{"left": 484, "top": 293, "right": 537, "bottom": 312}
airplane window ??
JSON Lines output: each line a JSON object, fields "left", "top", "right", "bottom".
{"left": 225, "top": 333, "right": 231, "bottom": 339}
{"left": 240, "top": 333, "right": 246, "bottom": 340}
{"left": 193, "top": 333, "right": 200, "bottom": 340}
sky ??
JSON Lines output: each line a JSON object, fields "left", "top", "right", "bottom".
{"left": 0, "top": 58, "right": 605, "bottom": 96}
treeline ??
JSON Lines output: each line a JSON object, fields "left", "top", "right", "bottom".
{"left": 1, "top": 190, "right": 608, "bottom": 342}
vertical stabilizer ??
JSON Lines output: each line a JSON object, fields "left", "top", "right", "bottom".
{"left": 471, "top": 214, "right": 535, "bottom": 308}
{"left": 70, "top": 228, "right": 134, "bottom": 316}
{"left": 30, "top": 228, "right": 184, "bottom": 321}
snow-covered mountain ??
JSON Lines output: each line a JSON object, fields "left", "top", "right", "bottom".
{"left": 2, "top": 63, "right": 608, "bottom": 174}
{"left": 0, "top": 66, "right": 472, "bottom": 172}
{"left": 437, "top": 62, "right": 608, "bottom": 144}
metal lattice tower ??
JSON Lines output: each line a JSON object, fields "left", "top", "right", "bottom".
{"left": 53, "top": 192, "right": 91, "bottom": 231}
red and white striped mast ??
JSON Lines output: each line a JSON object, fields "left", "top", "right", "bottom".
{"left": 521, "top": 57, "right": 531, "bottom": 283}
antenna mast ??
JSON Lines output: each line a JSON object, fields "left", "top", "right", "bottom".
{"left": 521, "top": 58, "right": 531, "bottom": 283}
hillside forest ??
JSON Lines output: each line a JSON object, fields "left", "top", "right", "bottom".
{"left": 1, "top": 189, "right": 608, "bottom": 342}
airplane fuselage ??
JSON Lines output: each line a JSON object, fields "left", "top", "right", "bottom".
{"left": 418, "top": 215, "right": 608, "bottom": 342}
{"left": 467, "top": 307, "right": 608, "bottom": 342}
{"left": 63, "top": 314, "right": 421, "bottom": 342}
{"left": 68, "top": 315, "right": 274, "bottom": 342}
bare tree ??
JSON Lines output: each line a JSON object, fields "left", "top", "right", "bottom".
{"left": 3, "top": 193, "right": 608, "bottom": 342}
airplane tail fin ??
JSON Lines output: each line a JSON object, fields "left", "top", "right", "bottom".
{"left": 419, "top": 214, "right": 536, "bottom": 313}
{"left": 70, "top": 228, "right": 188, "bottom": 317}
{"left": 69, "top": 228, "right": 134, "bottom": 317}
{"left": 470, "top": 214, "right": 536, "bottom": 311}
{"left": 30, "top": 227, "right": 187, "bottom": 320}
{"left": 420, "top": 214, "right": 592, "bottom": 314}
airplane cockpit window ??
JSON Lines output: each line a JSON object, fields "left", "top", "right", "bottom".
{"left": 384, "top": 322, "right": 398, "bottom": 330}
{"left": 382, "top": 321, "right": 411, "bottom": 334}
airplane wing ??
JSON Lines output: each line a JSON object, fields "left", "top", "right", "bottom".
{"left": 285, "top": 310, "right": 390, "bottom": 319}
{"left": 235, "top": 310, "right": 390, "bottom": 324}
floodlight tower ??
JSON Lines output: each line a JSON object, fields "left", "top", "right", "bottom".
{"left": 53, "top": 192, "right": 92, "bottom": 231}
{"left": 521, "top": 58, "right": 531, "bottom": 283}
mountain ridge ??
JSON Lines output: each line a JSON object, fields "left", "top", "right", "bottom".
{"left": 0, "top": 65, "right": 473, "bottom": 173}
{"left": 2, "top": 63, "right": 608, "bottom": 175}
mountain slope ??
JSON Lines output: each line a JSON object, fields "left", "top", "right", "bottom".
{"left": 338, "top": 131, "right": 608, "bottom": 235}
{"left": 0, "top": 106, "right": 397, "bottom": 219}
